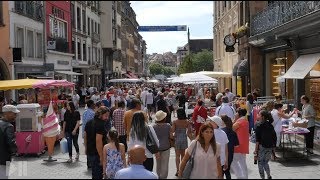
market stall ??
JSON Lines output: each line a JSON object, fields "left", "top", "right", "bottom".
{"left": 0, "top": 79, "right": 74, "bottom": 156}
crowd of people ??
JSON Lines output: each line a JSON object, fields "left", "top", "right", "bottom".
{"left": 0, "top": 82, "right": 317, "bottom": 179}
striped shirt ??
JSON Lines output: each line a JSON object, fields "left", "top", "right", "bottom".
{"left": 113, "top": 108, "right": 126, "bottom": 136}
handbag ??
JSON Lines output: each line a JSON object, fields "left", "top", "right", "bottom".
{"left": 146, "top": 125, "right": 159, "bottom": 154}
{"left": 60, "top": 138, "right": 68, "bottom": 154}
{"left": 182, "top": 141, "right": 197, "bottom": 179}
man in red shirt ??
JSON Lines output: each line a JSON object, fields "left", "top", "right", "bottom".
{"left": 192, "top": 100, "right": 208, "bottom": 136}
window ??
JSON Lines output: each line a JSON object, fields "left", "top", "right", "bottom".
{"left": 49, "top": 16, "right": 67, "bottom": 39}
{"left": 91, "top": 19, "right": 94, "bottom": 34}
{"left": 239, "top": 1, "right": 244, "bottom": 26}
{"left": 88, "top": 47, "right": 91, "bottom": 64}
{"left": 16, "top": 27, "right": 24, "bottom": 57}
{"left": 83, "top": 42, "right": 86, "bottom": 61}
{"left": 94, "top": 22, "right": 97, "bottom": 33}
{"left": 0, "top": 2, "right": 3, "bottom": 26}
{"left": 98, "top": 23, "right": 100, "bottom": 34}
{"left": 87, "top": 18, "right": 90, "bottom": 35}
{"left": 82, "top": 9, "right": 86, "bottom": 32}
{"left": 36, "top": 33, "right": 42, "bottom": 58}
{"left": 72, "top": 39, "right": 75, "bottom": 54}
{"left": 77, "top": 39, "right": 81, "bottom": 60}
{"left": 77, "top": 7, "right": 81, "bottom": 30}
{"left": 71, "top": 4, "right": 75, "bottom": 28}
{"left": 95, "top": 48, "right": 97, "bottom": 62}
{"left": 27, "top": 30, "right": 34, "bottom": 57}
{"left": 97, "top": 49, "right": 100, "bottom": 64}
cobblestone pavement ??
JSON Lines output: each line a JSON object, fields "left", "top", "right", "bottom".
{"left": 8, "top": 108, "right": 320, "bottom": 179}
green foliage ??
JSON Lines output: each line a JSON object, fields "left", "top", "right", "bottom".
{"left": 178, "top": 49, "right": 214, "bottom": 74}
{"left": 149, "top": 63, "right": 175, "bottom": 76}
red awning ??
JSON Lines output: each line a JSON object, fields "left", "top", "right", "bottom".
{"left": 124, "top": 74, "right": 132, "bottom": 78}
{"left": 128, "top": 71, "right": 138, "bottom": 78}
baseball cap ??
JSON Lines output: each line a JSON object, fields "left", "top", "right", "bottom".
{"left": 207, "top": 116, "right": 225, "bottom": 128}
{"left": 2, "top": 105, "right": 20, "bottom": 113}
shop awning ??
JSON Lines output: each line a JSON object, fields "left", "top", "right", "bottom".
{"left": 56, "top": 71, "right": 83, "bottom": 76}
{"left": 232, "top": 61, "right": 242, "bottom": 76}
{"left": 124, "top": 73, "right": 132, "bottom": 78}
{"left": 196, "top": 71, "right": 232, "bottom": 78}
{"left": 237, "top": 59, "right": 249, "bottom": 76}
{"left": 0, "top": 79, "right": 38, "bottom": 90}
{"left": 282, "top": 53, "right": 320, "bottom": 79}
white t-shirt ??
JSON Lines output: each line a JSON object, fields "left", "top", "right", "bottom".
{"left": 215, "top": 103, "right": 236, "bottom": 120}
{"left": 90, "top": 94, "right": 100, "bottom": 103}
{"left": 145, "top": 92, "right": 154, "bottom": 105}
{"left": 214, "top": 128, "right": 229, "bottom": 165}
{"left": 110, "top": 95, "right": 121, "bottom": 108}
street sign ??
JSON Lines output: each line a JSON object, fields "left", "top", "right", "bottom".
{"left": 138, "top": 25, "right": 187, "bottom": 32}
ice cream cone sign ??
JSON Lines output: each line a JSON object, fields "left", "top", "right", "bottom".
{"left": 42, "top": 101, "right": 61, "bottom": 138}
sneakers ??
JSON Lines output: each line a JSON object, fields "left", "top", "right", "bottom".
{"left": 268, "top": 176, "right": 272, "bottom": 179}
{"left": 67, "top": 158, "right": 73, "bottom": 163}
{"left": 75, "top": 153, "right": 80, "bottom": 161}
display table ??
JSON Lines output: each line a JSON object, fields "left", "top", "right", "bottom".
{"left": 281, "top": 126, "right": 309, "bottom": 159}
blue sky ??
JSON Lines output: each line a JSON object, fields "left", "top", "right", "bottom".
{"left": 130, "top": 1, "right": 213, "bottom": 54}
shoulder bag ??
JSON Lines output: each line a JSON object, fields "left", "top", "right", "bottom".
{"left": 182, "top": 141, "right": 197, "bottom": 179}
{"left": 146, "top": 125, "right": 159, "bottom": 154}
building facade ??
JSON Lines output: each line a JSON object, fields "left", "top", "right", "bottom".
{"left": 46, "top": 1, "right": 74, "bottom": 81}
{"left": 249, "top": 1, "right": 320, "bottom": 120}
{"left": 71, "top": 1, "right": 102, "bottom": 89}
{"left": 213, "top": 1, "right": 239, "bottom": 93}
{"left": 9, "top": 1, "right": 46, "bottom": 80}
{"left": 0, "top": 1, "right": 12, "bottom": 83}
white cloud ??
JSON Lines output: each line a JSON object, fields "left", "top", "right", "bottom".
{"left": 130, "top": 1, "right": 213, "bottom": 54}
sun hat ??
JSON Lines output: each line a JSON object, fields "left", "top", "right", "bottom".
{"left": 155, "top": 110, "right": 167, "bottom": 122}
{"left": 207, "top": 115, "right": 225, "bottom": 128}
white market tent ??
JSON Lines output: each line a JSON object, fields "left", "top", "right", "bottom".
{"left": 196, "top": 71, "right": 232, "bottom": 78}
{"left": 172, "top": 72, "right": 218, "bottom": 84}
{"left": 146, "top": 79, "right": 160, "bottom": 83}
{"left": 108, "top": 78, "right": 143, "bottom": 83}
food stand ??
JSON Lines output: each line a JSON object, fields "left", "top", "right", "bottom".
{"left": 0, "top": 79, "right": 74, "bottom": 156}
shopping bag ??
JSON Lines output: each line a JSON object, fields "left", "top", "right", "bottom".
{"left": 60, "top": 138, "right": 68, "bottom": 154}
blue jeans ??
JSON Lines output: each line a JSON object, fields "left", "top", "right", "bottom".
{"left": 88, "top": 155, "right": 103, "bottom": 179}
{"left": 65, "top": 132, "right": 79, "bottom": 157}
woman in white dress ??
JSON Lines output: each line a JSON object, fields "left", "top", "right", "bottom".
{"left": 179, "top": 122, "right": 222, "bottom": 179}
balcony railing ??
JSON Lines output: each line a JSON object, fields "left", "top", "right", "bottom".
{"left": 14, "top": 1, "right": 44, "bottom": 22}
{"left": 251, "top": 1, "right": 320, "bottom": 36}
{"left": 48, "top": 37, "right": 69, "bottom": 53}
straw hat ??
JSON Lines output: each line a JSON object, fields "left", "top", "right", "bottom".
{"left": 155, "top": 110, "right": 167, "bottom": 122}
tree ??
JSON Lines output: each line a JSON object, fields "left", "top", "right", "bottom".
{"left": 178, "top": 50, "right": 214, "bottom": 74}
{"left": 149, "top": 63, "right": 164, "bottom": 75}
{"left": 192, "top": 49, "right": 214, "bottom": 72}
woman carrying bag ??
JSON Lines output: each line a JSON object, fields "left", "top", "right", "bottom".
{"left": 152, "top": 110, "right": 173, "bottom": 179}
{"left": 127, "top": 111, "right": 160, "bottom": 171}
{"left": 179, "top": 122, "right": 222, "bottom": 179}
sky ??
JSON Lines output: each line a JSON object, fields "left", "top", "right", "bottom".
{"left": 130, "top": 1, "right": 213, "bottom": 54}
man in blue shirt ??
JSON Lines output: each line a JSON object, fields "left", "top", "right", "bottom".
{"left": 114, "top": 145, "right": 158, "bottom": 179}
{"left": 82, "top": 100, "right": 95, "bottom": 168}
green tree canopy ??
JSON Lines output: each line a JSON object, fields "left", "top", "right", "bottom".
{"left": 149, "top": 63, "right": 175, "bottom": 76}
{"left": 178, "top": 49, "right": 214, "bottom": 74}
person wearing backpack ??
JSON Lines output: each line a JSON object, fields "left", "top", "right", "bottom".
{"left": 0, "top": 105, "right": 20, "bottom": 179}
{"left": 254, "top": 110, "right": 277, "bottom": 179}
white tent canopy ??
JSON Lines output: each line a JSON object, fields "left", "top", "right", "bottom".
{"left": 172, "top": 72, "right": 218, "bottom": 84}
{"left": 196, "top": 71, "right": 232, "bottom": 78}
{"left": 109, "top": 78, "right": 143, "bottom": 83}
